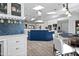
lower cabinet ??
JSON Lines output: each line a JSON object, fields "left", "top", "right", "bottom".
{"left": 7, "top": 35, "right": 27, "bottom": 56}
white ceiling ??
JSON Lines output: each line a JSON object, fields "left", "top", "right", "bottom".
{"left": 24, "top": 3, "right": 79, "bottom": 23}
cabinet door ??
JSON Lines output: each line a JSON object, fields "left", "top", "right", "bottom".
{"left": 7, "top": 39, "right": 16, "bottom": 56}
{"left": 15, "top": 45, "right": 26, "bottom": 56}
{"left": 0, "top": 40, "right": 7, "bottom": 56}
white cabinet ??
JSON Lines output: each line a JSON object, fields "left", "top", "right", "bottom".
{"left": 0, "top": 40, "right": 7, "bottom": 56}
{"left": 7, "top": 34, "right": 27, "bottom": 56}
{"left": 0, "top": 34, "right": 27, "bottom": 56}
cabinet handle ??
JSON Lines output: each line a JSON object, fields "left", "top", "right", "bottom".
{"left": 16, "top": 41, "right": 19, "bottom": 43}
{"left": 16, "top": 48, "right": 19, "bottom": 50}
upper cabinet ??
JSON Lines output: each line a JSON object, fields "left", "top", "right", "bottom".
{"left": 0, "top": 3, "right": 7, "bottom": 14}
{"left": 0, "top": 3, "right": 24, "bottom": 20}
{"left": 11, "top": 3, "right": 21, "bottom": 16}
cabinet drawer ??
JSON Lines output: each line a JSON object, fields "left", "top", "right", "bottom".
{"left": 15, "top": 47, "right": 25, "bottom": 53}
{"left": 15, "top": 45, "right": 26, "bottom": 56}
{"left": 15, "top": 40, "right": 26, "bottom": 45}
{"left": 16, "top": 52, "right": 26, "bottom": 56}
{"left": 7, "top": 45, "right": 26, "bottom": 56}
{"left": 7, "top": 35, "right": 27, "bottom": 56}
{"left": 7, "top": 39, "right": 16, "bottom": 47}
{"left": 7, "top": 47, "right": 16, "bottom": 56}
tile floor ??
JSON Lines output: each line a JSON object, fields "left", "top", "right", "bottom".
{"left": 27, "top": 40, "right": 54, "bottom": 56}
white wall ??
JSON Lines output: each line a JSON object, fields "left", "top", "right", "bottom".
{"left": 28, "top": 19, "right": 57, "bottom": 30}
{"left": 33, "top": 23, "right": 46, "bottom": 29}
{"left": 21, "top": 3, "right": 24, "bottom": 17}
{"left": 44, "top": 19, "right": 57, "bottom": 30}
{"left": 57, "top": 12, "right": 79, "bottom": 34}
{"left": 68, "top": 13, "right": 79, "bottom": 34}
{"left": 47, "top": 19, "right": 57, "bottom": 25}
{"left": 68, "top": 19, "right": 75, "bottom": 34}
{"left": 57, "top": 20, "right": 68, "bottom": 33}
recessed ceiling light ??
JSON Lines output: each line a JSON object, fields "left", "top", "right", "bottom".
{"left": 31, "top": 18, "right": 35, "bottom": 21}
{"left": 62, "top": 7, "right": 67, "bottom": 11}
{"left": 57, "top": 17, "right": 66, "bottom": 21}
{"left": 67, "top": 13, "right": 72, "bottom": 17}
{"left": 38, "top": 11, "right": 42, "bottom": 16}
{"left": 65, "top": 11, "right": 72, "bottom": 17}
{"left": 66, "top": 11, "right": 69, "bottom": 15}
{"left": 57, "top": 18, "right": 64, "bottom": 20}
{"left": 52, "top": 15, "right": 59, "bottom": 18}
{"left": 47, "top": 12, "right": 56, "bottom": 14}
{"left": 58, "top": 18, "right": 61, "bottom": 20}
{"left": 33, "top": 5, "right": 44, "bottom": 10}
{"left": 35, "top": 20, "right": 43, "bottom": 22}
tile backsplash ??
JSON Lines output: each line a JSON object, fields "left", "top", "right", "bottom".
{"left": 0, "top": 19, "right": 24, "bottom": 35}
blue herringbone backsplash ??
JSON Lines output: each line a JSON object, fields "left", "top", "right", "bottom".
{"left": 0, "top": 23, "right": 24, "bottom": 35}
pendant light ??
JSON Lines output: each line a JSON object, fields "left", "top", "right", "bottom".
{"left": 63, "top": 3, "right": 72, "bottom": 17}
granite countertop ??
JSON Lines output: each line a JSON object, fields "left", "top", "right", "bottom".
{"left": 59, "top": 33, "right": 75, "bottom": 38}
{"left": 56, "top": 33, "right": 73, "bottom": 41}
{"left": 57, "top": 33, "right": 79, "bottom": 41}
